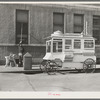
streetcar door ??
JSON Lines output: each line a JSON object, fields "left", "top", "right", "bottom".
{"left": 53, "top": 39, "right": 62, "bottom": 53}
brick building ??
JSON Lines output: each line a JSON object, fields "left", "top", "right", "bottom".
{"left": 0, "top": 3, "right": 100, "bottom": 64}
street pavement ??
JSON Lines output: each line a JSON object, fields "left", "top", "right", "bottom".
{"left": 0, "top": 65, "right": 100, "bottom": 92}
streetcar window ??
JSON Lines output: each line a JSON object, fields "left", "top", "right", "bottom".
{"left": 74, "top": 40, "right": 81, "bottom": 49}
{"left": 47, "top": 41, "right": 51, "bottom": 52}
{"left": 58, "top": 42, "right": 62, "bottom": 52}
{"left": 84, "top": 40, "right": 94, "bottom": 48}
{"left": 65, "top": 39, "right": 72, "bottom": 49}
{"left": 53, "top": 42, "right": 56, "bottom": 52}
{"left": 53, "top": 41, "right": 62, "bottom": 52}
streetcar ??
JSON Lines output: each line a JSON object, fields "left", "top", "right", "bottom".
{"left": 40, "top": 30, "right": 96, "bottom": 74}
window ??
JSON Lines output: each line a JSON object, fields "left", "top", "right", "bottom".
{"left": 84, "top": 40, "right": 94, "bottom": 48}
{"left": 53, "top": 40, "right": 62, "bottom": 52}
{"left": 93, "top": 15, "right": 100, "bottom": 44}
{"left": 58, "top": 42, "right": 62, "bottom": 52}
{"left": 74, "top": 39, "right": 81, "bottom": 49}
{"left": 74, "top": 14, "right": 84, "bottom": 33}
{"left": 53, "top": 13, "right": 64, "bottom": 33}
{"left": 16, "top": 10, "right": 28, "bottom": 44}
{"left": 47, "top": 41, "right": 51, "bottom": 52}
{"left": 65, "top": 39, "right": 72, "bottom": 49}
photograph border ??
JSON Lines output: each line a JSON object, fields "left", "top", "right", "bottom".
{"left": 0, "top": 0, "right": 100, "bottom": 99}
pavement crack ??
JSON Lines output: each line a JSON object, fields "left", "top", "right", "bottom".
{"left": 25, "top": 75, "right": 36, "bottom": 91}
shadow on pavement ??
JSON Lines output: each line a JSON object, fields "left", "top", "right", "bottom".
{"left": 1, "top": 68, "right": 100, "bottom": 75}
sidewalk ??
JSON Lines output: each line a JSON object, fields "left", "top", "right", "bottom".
{"left": 0, "top": 65, "right": 100, "bottom": 73}
{"left": 0, "top": 65, "right": 41, "bottom": 73}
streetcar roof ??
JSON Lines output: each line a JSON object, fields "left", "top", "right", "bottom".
{"left": 44, "top": 30, "right": 96, "bottom": 40}
{"left": 45, "top": 33, "right": 95, "bottom": 40}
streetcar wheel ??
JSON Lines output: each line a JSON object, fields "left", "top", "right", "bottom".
{"left": 39, "top": 60, "right": 47, "bottom": 72}
{"left": 83, "top": 58, "right": 96, "bottom": 73}
{"left": 45, "top": 60, "right": 58, "bottom": 75}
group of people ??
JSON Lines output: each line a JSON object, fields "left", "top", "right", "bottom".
{"left": 5, "top": 41, "right": 24, "bottom": 67}
{"left": 5, "top": 53, "right": 16, "bottom": 67}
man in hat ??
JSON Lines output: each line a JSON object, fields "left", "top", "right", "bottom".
{"left": 18, "top": 41, "right": 24, "bottom": 67}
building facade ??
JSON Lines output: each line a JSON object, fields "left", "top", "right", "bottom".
{"left": 0, "top": 3, "right": 100, "bottom": 64}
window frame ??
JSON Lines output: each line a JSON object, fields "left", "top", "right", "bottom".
{"left": 46, "top": 41, "right": 51, "bottom": 53}
{"left": 53, "top": 12, "right": 64, "bottom": 33}
{"left": 93, "top": 15, "right": 100, "bottom": 45}
{"left": 65, "top": 39, "right": 72, "bottom": 50}
{"left": 16, "top": 9, "right": 29, "bottom": 44}
{"left": 53, "top": 39, "right": 63, "bottom": 53}
{"left": 74, "top": 39, "right": 81, "bottom": 49}
{"left": 74, "top": 14, "right": 84, "bottom": 33}
{"left": 84, "top": 39, "right": 94, "bottom": 49}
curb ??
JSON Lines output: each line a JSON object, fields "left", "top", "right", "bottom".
{"left": 1, "top": 68, "right": 100, "bottom": 74}
{"left": 0, "top": 65, "right": 100, "bottom": 74}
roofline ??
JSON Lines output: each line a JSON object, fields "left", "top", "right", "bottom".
{"left": 1, "top": 3, "right": 100, "bottom": 11}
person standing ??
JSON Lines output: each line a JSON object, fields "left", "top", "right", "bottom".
{"left": 18, "top": 41, "right": 24, "bottom": 67}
